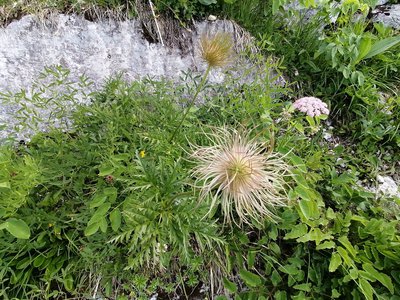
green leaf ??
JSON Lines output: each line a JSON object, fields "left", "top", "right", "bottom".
{"left": 316, "top": 240, "right": 336, "bottom": 250}
{"left": 110, "top": 208, "right": 122, "bottom": 232}
{"left": 274, "top": 290, "right": 287, "bottom": 300}
{"left": 63, "top": 274, "right": 74, "bottom": 292}
{"left": 198, "top": 0, "right": 217, "bottom": 4}
{"left": 284, "top": 223, "right": 308, "bottom": 240}
{"left": 89, "top": 194, "right": 107, "bottom": 209}
{"left": 271, "top": 270, "right": 282, "bottom": 287}
{"left": 362, "top": 263, "right": 394, "bottom": 294}
{"left": 356, "top": 37, "right": 372, "bottom": 62}
{"left": 329, "top": 252, "right": 342, "bottom": 272}
{"left": 223, "top": 277, "right": 237, "bottom": 293}
{"left": 338, "top": 236, "right": 358, "bottom": 258}
{"left": 290, "top": 156, "right": 307, "bottom": 173}
{"left": 4, "top": 218, "right": 30, "bottom": 239}
{"left": 239, "top": 269, "right": 262, "bottom": 288}
{"left": 293, "top": 283, "right": 311, "bottom": 292}
{"left": 364, "top": 36, "right": 400, "bottom": 59}
{"left": 99, "top": 217, "right": 108, "bottom": 233}
{"left": 359, "top": 278, "right": 374, "bottom": 300}
{"left": 84, "top": 222, "right": 100, "bottom": 236}
{"left": 0, "top": 181, "right": 11, "bottom": 189}
{"left": 298, "top": 199, "right": 319, "bottom": 220}
{"left": 296, "top": 228, "right": 333, "bottom": 245}
{"left": 98, "top": 165, "right": 114, "bottom": 176}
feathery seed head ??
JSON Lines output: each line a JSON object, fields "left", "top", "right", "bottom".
{"left": 190, "top": 127, "right": 289, "bottom": 225}
{"left": 200, "top": 32, "right": 234, "bottom": 68}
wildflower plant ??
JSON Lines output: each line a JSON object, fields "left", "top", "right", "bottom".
{"left": 293, "top": 97, "right": 329, "bottom": 117}
{"left": 170, "top": 32, "right": 234, "bottom": 142}
{"left": 190, "top": 127, "right": 289, "bottom": 225}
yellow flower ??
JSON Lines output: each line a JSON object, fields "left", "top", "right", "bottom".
{"left": 139, "top": 150, "right": 146, "bottom": 158}
{"left": 200, "top": 32, "right": 234, "bottom": 68}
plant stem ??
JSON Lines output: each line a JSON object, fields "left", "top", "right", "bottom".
{"left": 169, "top": 65, "right": 211, "bottom": 143}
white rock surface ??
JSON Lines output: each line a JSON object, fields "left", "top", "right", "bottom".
{"left": 0, "top": 14, "right": 237, "bottom": 93}
{"left": 377, "top": 175, "right": 400, "bottom": 198}
{"left": 372, "top": 4, "right": 400, "bottom": 29}
{"left": 0, "top": 14, "right": 276, "bottom": 141}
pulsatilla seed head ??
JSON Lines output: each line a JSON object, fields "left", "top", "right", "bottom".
{"left": 200, "top": 32, "right": 234, "bottom": 68}
{"left": 190, "top": 127, "right": 289, "bottom": 226}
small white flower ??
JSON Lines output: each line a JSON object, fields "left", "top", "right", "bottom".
{"left": 293, "top": 97, "right": 329, "bottom": 117}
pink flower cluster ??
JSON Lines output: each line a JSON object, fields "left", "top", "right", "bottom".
{"left": 293, "top": 97, "right": 329, "bottom": 117}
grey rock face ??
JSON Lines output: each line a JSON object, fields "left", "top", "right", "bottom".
{"left": 0, "top": 14, "right": 239, "bottom": 93}
{"left": 372, "top": 4, "right": 400, "bottom": 29}
{"left": 0, "top": 15, "right": 270, "bottom": 141}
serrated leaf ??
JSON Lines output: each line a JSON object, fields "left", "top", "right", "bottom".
{"left": 223, "top": 277, "right": 237, "bottom": 293}
{"left": 362, "top": 263, "right": 394, "bottom": 294}
{"left": 110, "top": 208, "right": 122, "bottom": 232}
{"left": 338, "top": 236, "right": 357, "bottom": 258}
{"left": 293, "top": 283, "right": 311, "bottom": 292}
{"left": 359, "top": 278, "right": 374, "bottom": 300}
{"left": 316, "top": 240, "right": 336, "bottom": 250}
{"left": 239, "top": 269, "right": 262, "bottom": 288}
{"left": 284, "top": 223, "right": 308, "bottom": 240}
{"left": 4, "top": 218, "right": 30, "bottom": 239}
{"left": 329, "top": 252, "right": 342, "bottom": 272}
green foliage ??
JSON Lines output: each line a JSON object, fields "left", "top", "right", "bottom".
{"left": 0, "top": 0, "right": 400, "bottom": 297}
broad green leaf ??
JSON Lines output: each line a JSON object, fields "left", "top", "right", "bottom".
{"left": 293, "top": 283, "right": 311, "bottom": 292}
{"left": 272, "top": 0, "right": 281, "bottom": 15}
{"left": 89, "top": 194, "right": 107, "bottom": 209}
{"left": 4, "top": 218, "right": 30, "bottom": 239}
{"left": 337, "top": 246, "right": 353, "bottom": 267}
{"left": 326, "top": 207, "right": 336, "bottom": 220}
{"left": 297, "top": 228, "right": 333, "bottom": 245}
{"left": 338, "top": 236, "right": 358, "bottom": 258}
{"left": 316, "top": 240, "right": 336, "bottom": 250}
{"left": 99, "top": 217, "right": 108, "bottom": 233}
{"left": 362, "top": 263, "right": 394, "bottom": 294}
{"left": 110, "top": 208, "right": 122, "bottom": 232}
{"left": 329, "top": 252, "right": 342, "bottom": 272}
{"left": 298, "top": 199, "right": 319, "bottom": 220}
{"left": 359, "top": 278, "right": 374, "bottom": 300}
{"left": 104, "top": 187, "right": 118, "bottom": 203}
{"left": 271, "top": 270, "right": 282, "bottom": 286}
{"left": 274, "top": 290, "right": 287, "bottom": 300}
{"left": 239, "top": 269, "right": 262, "bottom": 287}
{"left": 88, "top": 202, "right": 111, "bottom": 226}
{"left": 247, "top": 251, "right": 256, "bottom": 269}
{"left": 290, "top": 156, "right": 307, "bottom": 173}
{"left": 16, "top": 257, "right": 31, "bottom": 269}
{"left": 98, "top": 165, "right": 114, "bottom": 176}
{"left": 284, "top": 223, "right": 308, "bottom": 240}
{"left": 84, "top": 222, "right": 100, "bottom": 236}
{"left": 63, "top": 274, "right": 74, "bottom": 292}
{"left": 364, "top": 36, "right": 400, "bottom": 59}
{"left": 222, "top": 277, "right": 237, "bottom": 293}
{"left": 356, "top": 37, "right": 372, "bottom": 62}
